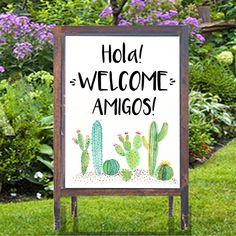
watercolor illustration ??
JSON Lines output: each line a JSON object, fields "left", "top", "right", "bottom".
{"left": 73, "top": 130, "right": 90, "bottom": 175}
{"left": 72, "top": 120, "right": 175, "bottom": 185}
{"left": 103, "top": 159, "right": 120, "bottom": 176}
{"left": 142, "top": 121, "right": 168, "bottom": 176}
{"left": 120, "top": 169, "right": 133, "bottom": 182}
{"left": 92, "top": 120, "right": 103, "bottom": 176}
{"left": 156, "top": 161, "right": 174, "bottom": 181}
{"left": 114, "top": 132, "right": 142, "bottom": 170}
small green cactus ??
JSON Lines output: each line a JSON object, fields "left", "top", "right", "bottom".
{"left": 73, "top": 130, "right": 90, "bottom": 175}
{"left": 155, "top": 161, "right": 174, "bottom": 181}
{"left": 120, "top": 169, "right": 133, "bottom": 182}
{"left": 114, "top": 132, "right": 142, "bottom": 170}
{"left": 142, "top": 121, "right": 168, "bottom": 176}
{"left": 92, "top": 120, "right": 103, "bottom": 175}
{"left": 103, "top": 159, "right": 120, "bottom": 176}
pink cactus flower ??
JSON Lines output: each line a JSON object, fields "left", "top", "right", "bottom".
{"left": 113, "top": 144, "right": 117, "bottom": 147}
{"left": 76, "top": 129, "right": 80, "bottom": 134}
{"left": 125, "top": 132, "right": 129, "bottom": 135}
{"left": 136, "top": 131, "right": 141, "bottom": 135}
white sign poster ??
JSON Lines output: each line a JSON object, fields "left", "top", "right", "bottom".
{"left": 64, "top": 35, "right": 180, "bottom": 189}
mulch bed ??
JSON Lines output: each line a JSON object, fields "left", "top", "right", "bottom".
{"left": 0, "top": 180, "right": 43, "bottom": 203}
{"left": 190, "top": 137, "right": 234, "bottom": 168}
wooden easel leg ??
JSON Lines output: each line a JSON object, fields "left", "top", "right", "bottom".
{"left": 54, "top": 198, "right": 61, "bottom": 230}
{"left": 71, "top": 196, "right": 77, "bottom": 218}
{"left": 181, "top": 185, "right": 188, "bottom": 230}
{"left": 168, "top": 196, "right": 174, "bottom": 218}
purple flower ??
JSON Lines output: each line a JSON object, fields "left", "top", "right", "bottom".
{"left": 131, "top": 0, "right": 146, "bottom": 11}
{"left": 147, "top": 15, "right": 153, "bottom": 22}
{"left": 182, "top": 16, "right": 199, "bottom": 28}
{"left": 99, "top": 7, "right": 113, "bottom": 18}
{"left": 0, "top": 66, "right": 5, "bottom": 73}
{"left": 118, "top": 19, "right": 132, "bottom": 26}
{"left": 196, "top": 33, "right": 205, "bottom": 42}
{"left": 162, "top": 20, "right": 179, "bottom": 25}
{"left": 169, "top": 0, "right": 175, "bottom": 3}
{"left": 158, "top": 12, "right": 171, "bottom": 20}
{"left": 13, "top": 42, "right": 33, "bottom": 59}
{"left": 135, "top": 17, "right": 146, "bottom": 25}
{"left": 169, "top": 10, "right": 178, "bottom": 17}
{"left": 0, "top": 38, "right": 6, "bottom": 44}
{"left": 0, "top": 12, "right": 54, "bottom": 46}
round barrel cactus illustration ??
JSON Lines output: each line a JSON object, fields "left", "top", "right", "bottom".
{"left": 155, "top": 160, "right": 174, "bottom": 181}
{"left": 103, "top": 159, "right": 120, "bottom": 176}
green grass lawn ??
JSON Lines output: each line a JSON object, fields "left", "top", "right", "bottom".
{"left": 0, "top": 140, "right": 236, "bottom": 236}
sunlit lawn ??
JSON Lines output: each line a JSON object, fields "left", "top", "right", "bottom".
{"left": 0, "top": 139, "right": 235, "bottom": 235}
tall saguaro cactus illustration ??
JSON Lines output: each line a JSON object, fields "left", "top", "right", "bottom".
{"left": 92, "top": 120, "right": 103, "bottom": 175}
{"left": 73, "top": 130, "right": 90, "bottom": 175}
{"left": 142, "top": 121, "right": 168, "bottom": 176}
{"left": 114, "top": 132, "right": 142, "bottom": 170}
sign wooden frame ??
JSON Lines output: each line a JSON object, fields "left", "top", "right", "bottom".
{"left": 53, "top": 26, "right": 189, "bottom": 231}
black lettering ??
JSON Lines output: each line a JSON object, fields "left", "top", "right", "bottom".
{"left": 97, "top": 71, "right": 108, "bottom": 91}
{"left": 104, "top": 98, "right": 118, "bottom": 115}
{"left": 119, "top": 71, "right": 128, "bottom": 91}
{"left": 143, "top": 98, "right": 152, "bottom": 115}
{"left": 78, "top": 71, "right": 97, "bottom": 90}
{"left": 132, "top": 98, "right": 142, "bottom": 115}
{"left": 130, "top": 71, "right": 141, "bottom": 91}
{"left": 142, "top": 71, "right": 157, "bottom": 91}
{"left": 157, "top": 71, "right": 168, "bottom": 91}
{"left": 102, "top": 44, "right": 112, "bottom": 63}
{"left": 92, "top": 98, "right": 103, "bottom": 115}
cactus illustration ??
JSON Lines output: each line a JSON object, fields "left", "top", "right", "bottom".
{"left": 142, "top": 121, "right": 168, "bottom": 176}
{"left": 103, "top": 159, "right": 120, "bottom": 176}
{"left": 92, "top": 120, "right": 103, "bottom": 175}
{"left": 120, "top": 169, "right": 133, "bottom": 182}
{"left": 114, "top": 132, "right": 142, "bottom": 170}
{"left": 155, "top": 160, "right": 174, "bottom": 181}
{"left": 73, "top": 130, "right": 90, "bottom": 175}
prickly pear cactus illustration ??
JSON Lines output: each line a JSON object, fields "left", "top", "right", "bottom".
{"left": 142, "top": 121, "right": 168, "bottom": 176}
{"left": 73, "top": 130, "right": 90, "bottom": 175}
{"left": 92, "top": 120, "right": 103, "bottom": 175}
{"left": 103, "top": 159, "right": 120, "bottom": 176}
{"left": 114, "top": 132, "right": 142, "bottom": 170}
{"left": 155, "top": 160, "right": 174, "bottom": 181}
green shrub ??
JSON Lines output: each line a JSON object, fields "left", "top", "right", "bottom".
{"left": 29, "top": 0, "right": 111, "bottom": 25}
{"left": 189, "top": 59, "right": 236, "bottom": 105}
{"left": 0, "top": 0, "right": 41, "bottom": 14}
{"left": 0, "top": 71, "right": 53, "bottom": 189}
{"left": 189, "top": 115, "right": 213, "bottom": 163}
{"left": 26, "top": 141, "right": 54, "bottom": 197}
{"left": 189, "top": 90, "right": 235, "bottom": 162}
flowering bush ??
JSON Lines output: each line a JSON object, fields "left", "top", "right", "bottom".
{"left": 99, "top": 0, "right": 205, "bottom": 43}
{"left": 0, "top": 12, "right": 54, "bottom": 79}
{"left": 216, "top": 51, "right": 234, "bottom": 66}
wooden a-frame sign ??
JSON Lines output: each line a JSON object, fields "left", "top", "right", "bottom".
{"left": 53, "top": 26, "right": 189, "bottom": 231}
